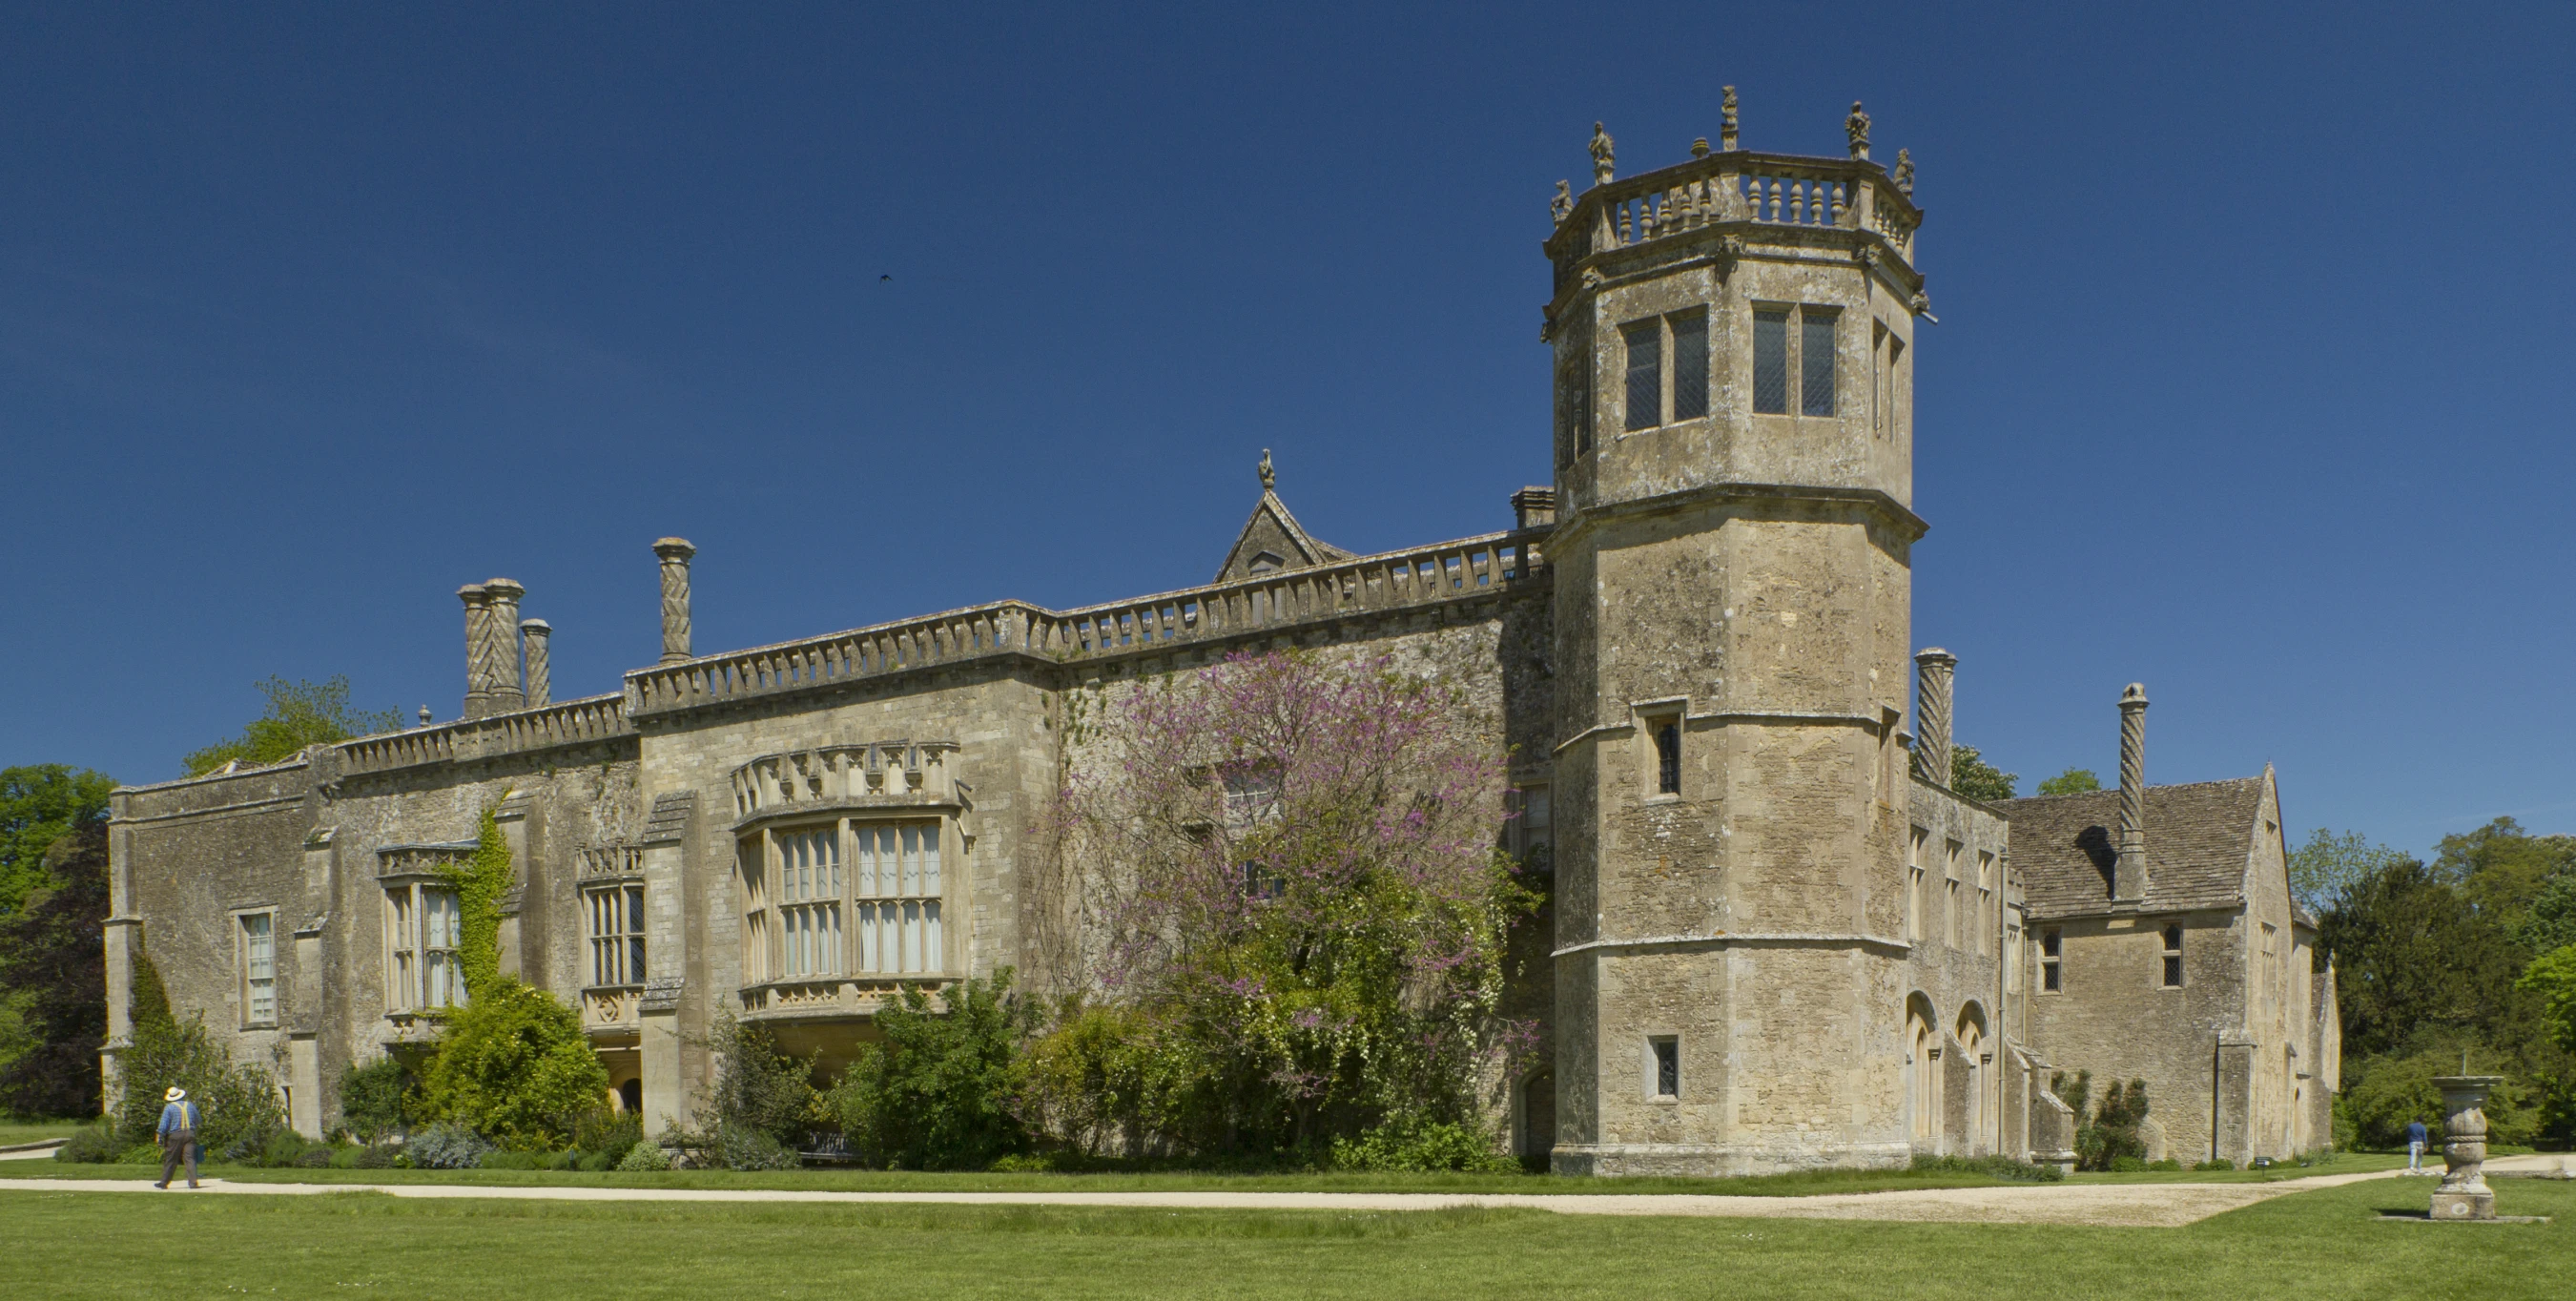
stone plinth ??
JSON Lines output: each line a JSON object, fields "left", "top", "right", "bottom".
{"left": 2429, "top": 1075, "right": 2504, "bottom": 1220}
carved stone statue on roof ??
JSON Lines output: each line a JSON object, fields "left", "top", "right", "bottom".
{"left": 1845, "top": 101, "right": 1870, "bottom": 160}
{"left": 1551, "top": 179, "right": 1573, "bottom": 225}
{"left": 1720, "top": 87, "right": 1740, "bottom": 152}
{"left": 1258, "top": 447, "right": 1275, "bottom": 491}
{"left": 1589, "top": 122, "right": 1615, "bottom": 186}
{"left": 1892, "top": 148, "right": 1914, "bottom": 195}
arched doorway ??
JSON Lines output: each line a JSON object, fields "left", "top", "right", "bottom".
{"left": 1954, "top": 1003, "right": 1988, "bottom": 1155}
{"left": 1906, "top": 995, "right": 1939, "bottom": 1148}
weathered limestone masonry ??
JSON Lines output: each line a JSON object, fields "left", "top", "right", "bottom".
{"left": 105, "top": 100, "right": 2331, "bottom": 1171}
{"left": 2001, "top": 692, "right": 2339, "bottom": 1166}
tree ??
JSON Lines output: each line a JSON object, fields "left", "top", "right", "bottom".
{"left": 2037, "top": 768, "right": 2101, "bottom": 796}
{"left": 2319, "top": 857, "right": 2526, "bottom": 1059}
{"left": 1032, "top": 650, "right": 1535, "bottom": 1160}
{"left": 182, "top": 676, "right": 400, "bottom": 777}
{"left": 2521, "top": 944, "right": 2576, "bottom": 1055}
{"left": 0, "top": 824, "right": 108, "bottom": 1116}
{"left": 2431, "top": 817, "right": 2576, "bottom": 932}
{"left": 0, "top": 764, "right": 115, "bottom": 915}
{"left": 831, "top": 970, "right": 1027, "bottom": 1169}
{"left": 2288, "top": 828, "right": 2412, "bottom": 916}
{"left": 1948, "top": 745, "right": 2017, "bottom": 803}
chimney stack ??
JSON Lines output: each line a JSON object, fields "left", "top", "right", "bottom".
{"left": 482, "top": 579, "right": 526, "bottom": 713}
{"left": 654, "top": 538, "right": 696, "bottom": 665}
{"left": 2115, "top": 683, "right": 2148, "bottom": 901}
{"left": 521, "top": 619, "right": 552, "bottom": 707}
{"left": 1913, "top": 648, "right": 1956, "bottom": 789}
{"left": 1511, "top": 486, "right": 1558, "bottom": 532}
{"left": 458, "top": 584, "right": 492, "bottom": 720}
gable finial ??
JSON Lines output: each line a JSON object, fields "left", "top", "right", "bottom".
{"left": 1589, "top": 122, "right": 1615, "bottom": 186}
{"left": 1720, "top": 87, "right": 1739, "bottom": 152}
{"left": 1845, "top": 100, "right": 1871, "bottom": 160}
{"left": 1258, "top": 448, "right": 1275, "bottom": 491}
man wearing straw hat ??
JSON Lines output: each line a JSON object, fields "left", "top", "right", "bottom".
{"left": 154, "top": 1086, "right": 201, "bottom": 1189}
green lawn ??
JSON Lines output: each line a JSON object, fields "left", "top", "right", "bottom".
{"left": 0, "top": 1119, "right": 79, "bottom": 1146}
{"left": 0, "top": 1151, "right": 2410, "bottom": 1194}
{"left": 0, "top": 1177, "right": 2565, "bottom": 1300}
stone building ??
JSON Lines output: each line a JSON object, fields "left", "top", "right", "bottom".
{"left": 101, "top": 101, "right": 2332, "bottom": 1172}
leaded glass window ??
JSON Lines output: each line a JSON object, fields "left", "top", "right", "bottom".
{"left": 1753, "top": 309, "right": 1790, "bottom": 414}
{"left": 1801, "top": 310, "right": 1837, "bottom": 416}
{"left": 1622, "top": 320, "right": 1661, "bottom": 431}
{"left": 1670, "top": 311, "right": 1708, "bottom": 421}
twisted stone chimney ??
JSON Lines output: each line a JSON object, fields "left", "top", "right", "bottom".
{"left": 482, "top": 579, "right": 526, "bottom": 713}
{"left": 1913, "top": 648, "right": 1956, "bottom": 789}
{"left": 520, "top": 619, "right": 551, "bottom": 708}
{"left": 458, "top": 584, "right": 492, "bottom": 720}
{"left": 654, "top": 538, "right": 696, "bottom": 665}
{"left": 2115, "top": 683, "right": 2148, "bottom": 901}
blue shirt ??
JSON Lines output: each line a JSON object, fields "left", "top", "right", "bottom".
{"left": 156, "top": 1101, "right": 199, "bottom": 1139}
{"left": 2405, "top": 1121, "right": 2428, "bottom": 1145}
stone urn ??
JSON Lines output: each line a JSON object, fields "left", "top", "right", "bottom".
{"left": 2429, "top": 1075, "right": 2504, "bottom": 1220}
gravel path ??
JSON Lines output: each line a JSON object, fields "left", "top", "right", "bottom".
{"left": 0, "top": 1166, "right": 2456, "bottom": 1227}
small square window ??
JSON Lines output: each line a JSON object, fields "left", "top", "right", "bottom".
{"left": 1650, "top": 1037, "right": 1680, "bottom": 1099}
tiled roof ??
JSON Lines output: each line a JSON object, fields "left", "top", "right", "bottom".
{"left": 1999, "top": 777, "right": 2264, "bottom": 919}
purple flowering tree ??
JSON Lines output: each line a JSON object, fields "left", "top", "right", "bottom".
{"left": 1026, "top": 650, "right": 1536, "bottom": 1159}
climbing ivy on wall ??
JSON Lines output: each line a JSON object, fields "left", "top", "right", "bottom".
{"left": 437, "top": 805, "right": 513, "bottom": 998}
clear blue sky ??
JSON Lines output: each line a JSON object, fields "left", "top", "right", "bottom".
{"left": 3, "top": 3, "right": 2568, "bottom": 859}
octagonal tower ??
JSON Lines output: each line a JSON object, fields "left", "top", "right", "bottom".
{"left": 1540, "top": 103, "right": 1929, "bottom": 1173}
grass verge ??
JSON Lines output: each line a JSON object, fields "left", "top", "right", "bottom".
{"left": 0, "top": 1176, "right": 2565, "bottom": 1299}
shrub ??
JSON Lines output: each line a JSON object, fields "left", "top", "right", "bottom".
{"left": 478, "top": 1148, "right": 573, "bottom": 1170}
{"left": 712, "top": 1123, "right": 800, "bottom": 1170}
{"left": 1906, "top": 1153, "right": 2064, "bottom": 1182}
{"left": 415, "top": 977, "right": 610, "bottom": 1149}
{"left": 2054, "top": 1072, "right": 2151, "bottom": 1171}
{"left": 115, "top": 1143, "right": 160, "bottom": 1165}
{"left": 2193, "top": 1158, "right": 2236, "bottom": 1171}
{"left": 572, "top": 1108, "right": 642, "bottom": 1167}
{"left": 337, "top": 1056, "right": 411, "bottom": 1143}
{"left": 830, "top": 971, "right": 1027, "bottom": 1170}
{"left": 292, "top": 1146, "right": 331, "bottom": 1168}
{"left": 245, "top": 1129, "right": 322, "bottom": 1168}
{"left": 407, "top": 1122, "right": 493, "bottom": 1169}
{"left": 52, "top": 1125, "right": 115, "bottom": 1164}
{"left": 1331, "top": 1119, "right": 1514, "bottom": 1173}
{"left": 112, "top": 952, "right": 288, "bottom": 1158}
{"left": 2143, "top": 1158, "right": 2182, "bottom": 1171}
{"left": 2109, "top": 1155, "right": 2148, "bottom": 1172}
{"left": 2342, "top": 1050, "right": 2539, "bottom": 1148}
{"left": 616, "top": 1140, "right": 672, "bottom": 1171}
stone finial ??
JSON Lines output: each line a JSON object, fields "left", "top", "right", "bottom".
{"left": 2115, "top": 683, "right": 2148, "bottom": 901}
{"left": 1690, "top": 136, "right": 1710, "bottom": 159}
{"left": 1892, "top": 148, "right": 1915, "bottom": 196}
{"left": 653, "top": 538, "right": 696, "bottom": 666}
{"left": 458, "top": 583, "right": 492, "bottom": 721}
{"left": 520, "top": 618, "right": 552, "bottom": 708}
{"left": 482, "top": 579, "right": 526, "bottom": 713}
{"left": 1510, "top": 486, "right": 1557, "bottom": 532}
{"left": 1720, "top": 87, "right": 1739, "bottom": 152}
{"left": 1551, "top": 179, "right": 1573, "bottom": 225}
{"left": 418, "top": 705, "right": 432, "bottom": 729}
{"left": 1914, "top": 649, "right": 1957, "bottom": 790}
{"left": 1258, "top": 448, "right": 1275, "bottom": 492}
{"left": 1589, "top": 122, "right": 1615, "bottom": 186}
{"left": 1845, "top": 100, "right": 1871, "bottom": 160}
